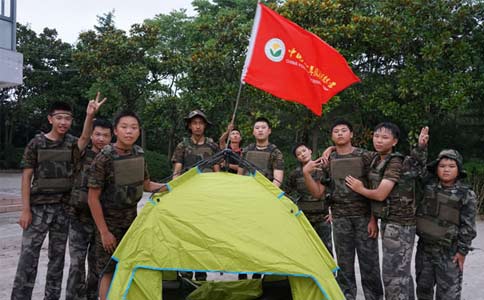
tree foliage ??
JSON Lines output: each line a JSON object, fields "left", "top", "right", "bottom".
{"left": 2, "top": 0, "right": 484, "bottom": 170}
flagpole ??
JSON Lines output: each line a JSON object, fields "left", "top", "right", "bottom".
{"left": 230, "top": 81, "right": 243, "bottom": 124}
{"left": 232, "top": 0, "right": 260, "bottom": 125}
{"left": 224, "top": 1, "right": 260, "bottom": 149}
{"left": 224, "top": 81, "right": 244, "bottom": 150}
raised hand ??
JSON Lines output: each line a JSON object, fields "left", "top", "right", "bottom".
{"left": 227, "top": 122, "right": 234, "bottom": 132}
{"left": 418, "top": 126, "right": 429, "bottom": 148}
{"left": 86, "top": 91, "right": 107, "bottom": 117}
{"left": 303, "top": 158, "right": 324, "bottom": 175}
{"left": 320, "top": 146, "right": 336, "bottom": 162}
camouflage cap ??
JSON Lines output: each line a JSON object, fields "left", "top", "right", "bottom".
{"left": 427, "top": 149, "right": 467, "bottom": 178}
{"left": 184, "top": 109, "right": 212, "bottom": 126}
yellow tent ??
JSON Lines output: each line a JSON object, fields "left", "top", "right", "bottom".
{"left": 108, "top": 167, "right": 344, "bottom": 300}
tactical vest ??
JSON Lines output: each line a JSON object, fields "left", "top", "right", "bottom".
{"left": 294, "top": 169, "right": 326, "bottom": 222}
{"left": 328, "top": 149, "right": 370, "bottom": 217}
{"left": 183, "top": 137, "right": 218, "bottom": 172}
{"left": 244, "top": 144, "right": 277, "bottom": 180}
{"left": 101, "top": 144, "right": 145, "bottom": 209}
{"left": 416, "top": 184, "right": 465, "bottom": 247}
{"left": 31, "top": 133, "right": 76, "bottom": 197}
{"left": 69, "top": 146, "right": 98, "bottom": 211}
{"left": 368, "top": 153, "right": 417, "bottom": 224}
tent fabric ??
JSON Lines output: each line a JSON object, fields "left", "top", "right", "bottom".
{"left": 187, "top": 279, "right": 263, "bottom": 300}
{"left": 108, "top": 168, "right": 344, "bottom": 300}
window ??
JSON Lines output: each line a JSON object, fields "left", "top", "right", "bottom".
{"left": 1, "top": 0, "right": 12, "bottom": 18}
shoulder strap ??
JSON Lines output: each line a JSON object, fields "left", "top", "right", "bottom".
{"left": 244, "top": 143, "right": 256, "bottom": 152}
{"left": 101, "top": 144, "right": 117, "bottom": 159}
{"left": 132, "top": 145, "right": 144, "bottom": 155}
{"left": 63, "top": 134, "right": 76, "bottom": 146}
{"left": 34, "top": 133, "right": 47, "bottom": 148}
{"left": 205, "top": 137, "right": 219, "bottom": 153}
{"left": 267, "top": 143, "right": 277, "bottom": 153}
{"left": 376, "top": 152, "right": 404, "bottom": 175}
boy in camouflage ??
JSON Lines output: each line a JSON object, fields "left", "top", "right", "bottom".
{"left": 11, "top": 94, "right": 106, "bottom": 300}
{"left": 172, "top": 109, "right": 220, "bottom": 178}
{"left": 285, "top": 143, "right": 333, "bottom": 255}
{"left": 66, "top": 118, "right": 113, "bottom": 300}
{"left": 304, "top": 119, "right": 383, "bottom": 300}
{"left": 345, "top": 123, "right": 429, "bottom": 300}
{"left": 87, "top": 111, "right": 163, "bottom": 300}
{"left": 219, "top": 122, "right": 243, "bottom": 173}
{"left": 171, "top": 109, "right": 219, "bottom": 281}
{"left": 415, "top": 149, "right": 477, "bottom": 300}
{"left": 238, "top": 117, "right": 284, "bottom": 187}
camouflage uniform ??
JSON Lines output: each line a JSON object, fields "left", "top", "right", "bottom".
{"left": 66, "top": 145, "right": 98, "bottom": 300}
{"left": 323, "top": 148, "right": 383, "bottom": 300}
{"left": 285, "top": 167, "right": 332, "bottom": 254}
{"left": 88, "top": 144, "right": 149, "bottom": 275}
{"left": 415, "top": 150, "right": 477, "bottom": 300}
{"left": 12, "top": 133, "right": 76, "bottom": 300}
{"left": 368, "top": 147, "right": 427, "bottom": 300}
{"left": 171, "top": 137, "right": 220, "bottom": 173}
{"left": 240, "top": 143, "right": 284, "bottom": 182}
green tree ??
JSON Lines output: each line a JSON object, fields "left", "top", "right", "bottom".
{"left": 1, "top": 24, "right": 79, "bottom": 151}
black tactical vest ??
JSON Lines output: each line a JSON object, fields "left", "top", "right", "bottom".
{"left": 416, "top": 183, "right": 465, "bottom": 247}
{"left": 31, "top": 133, "right": 76, "bottom": 198}
{"left": 328, "top": 148, "right": 370, "bottom": 217}
{"left": 368, "top": 153, "right": 417, "bottom": 224}
{"left": 244, "top": 143, "right": 277, "bottom": 180}
{"left": 101, "top": 144, "right": 145, "bottom": 209}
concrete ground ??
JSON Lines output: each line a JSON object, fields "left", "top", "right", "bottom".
{"left": 1, "top": 172, "right": 483, "bottom": 299}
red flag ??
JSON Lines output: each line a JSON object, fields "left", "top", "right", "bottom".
{"left": 241, "top": 3, "right": 360, "bottom": 116}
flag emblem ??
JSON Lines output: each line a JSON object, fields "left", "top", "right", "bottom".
{"left": 264, "top": 38, "right": 285, "bottom": 62}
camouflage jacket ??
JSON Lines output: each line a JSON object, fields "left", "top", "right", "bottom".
{"left": 369, "top": 147, "right": 427, "bottom": 225}
{"left": 88, "top": 144, "right": 149, "bottom": 224}
{"left": 21, "top": 133, "right": 78, "bottom": 205}
{"left": 285, "top": 166, "right": 329, "bottom": 223}
{"left": 416, "top": 179, "right": 477, "bottom": 255}
{"left": 171, "top": 136, "right": 219, "bottom": 173}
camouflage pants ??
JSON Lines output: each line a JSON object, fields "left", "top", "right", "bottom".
{"left": 380, "top": 221, "right": 416, "bottom": 300}
{"left": 311, "top": 220, "right": 333, "bottom": 256}
{"left": 333, "top": 216, "right": 383, "bottom": 300}
{"left": 66, "top": 215, "right": 98, "bottom": 300}
{"left": 415, "top": 241, "right": 462, "bottom": 300}
{"left": 94, "top": 226, "right": 127, "bottom": 275}
{"left": 11, "top": 203, "right": 69, "bottom": 300}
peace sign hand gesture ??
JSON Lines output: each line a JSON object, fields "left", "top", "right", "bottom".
{"left": 86, "top": 91, "right": 107, "bottom": 117}
{"left": 418, "top": 126, "right": 429, "bottom": 148}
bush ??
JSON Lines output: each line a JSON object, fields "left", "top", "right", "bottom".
{"left": 464, "top": 159, "right": 484, "bottom": 215}
{"left": 144, "top": 150, "right": 171, "bottom": 182}
{"left": 0, "top": 145, "right": 24, "bottom": 169}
